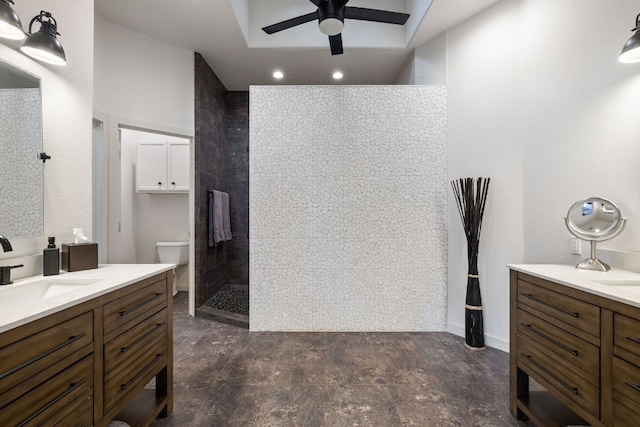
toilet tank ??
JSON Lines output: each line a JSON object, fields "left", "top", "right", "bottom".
{"left": 156, "top": 241, "right": 189, "bottom": 265}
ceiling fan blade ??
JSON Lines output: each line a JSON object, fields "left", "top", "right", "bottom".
{"left": 262, "top": 12, "right": 318, "bottom": 34}
{"left": 308, "top": 0, "right": 323, "bottom": 6}
{"left": 344, "top": 7, "right": 410, "bottom": 25}
{"left": 329, "top": 34, "right": 343, "bottom": 55}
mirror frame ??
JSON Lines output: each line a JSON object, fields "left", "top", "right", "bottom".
{"left": 564, "top": 197, "right": 626, "bottom": 272}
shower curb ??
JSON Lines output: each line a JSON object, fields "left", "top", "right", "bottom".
{"left": 196, "top": 305, "right": 249, "bottom": 329}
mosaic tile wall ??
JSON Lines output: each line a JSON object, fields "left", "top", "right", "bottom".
{"left": 0, "top": 89, "right": 43, "bottom": 239}
{"left": 249, "top": 86, "right": 447, "bottom": 331}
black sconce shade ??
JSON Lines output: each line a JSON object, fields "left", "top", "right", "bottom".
{"left": 20, "top": 10, "right": 66, "bottom": 66}
{"left": 620, "top": 13, "right": 640, "bottom": 63}
{"left": 0, "top": 0, "right": 24, "bottom": 40}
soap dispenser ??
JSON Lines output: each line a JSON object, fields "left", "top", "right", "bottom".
{"left": 43, "top": 237, "right": 60, "bottom": 276}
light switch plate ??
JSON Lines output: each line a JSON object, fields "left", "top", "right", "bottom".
{"left": 570, "top": 237, "right": 581, "bottom": 255}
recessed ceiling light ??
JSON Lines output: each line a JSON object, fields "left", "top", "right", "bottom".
{"left": 273, "top": 70, "right": 284, "bottom": 79}
{"left": 332, "top": 71, "right": 343, "bottom": 80}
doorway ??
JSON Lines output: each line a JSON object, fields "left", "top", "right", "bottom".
{"left": 95, "top": 115, "right": 196, "bottom": 315}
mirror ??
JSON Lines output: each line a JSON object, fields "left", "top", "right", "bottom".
{"left": 0, "top": 60, "right": 43, "bottom": 239}
{"left": 564, "top": 197, "right": 626, "bottom": 271}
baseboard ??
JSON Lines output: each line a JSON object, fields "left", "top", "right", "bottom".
{"left": 446, "top": 322, "right": 509, "bottom": 353}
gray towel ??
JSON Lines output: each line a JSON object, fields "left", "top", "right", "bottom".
{"left": 209, "top": 190, "right": 232, "bottom": 246}
{"left": 221, "top": 192, "right": 232, "bottom": 241}
{"left": 208, "top": 190, "right": 215, "bottom": 247}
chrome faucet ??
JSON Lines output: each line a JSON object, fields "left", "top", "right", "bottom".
{"left": 0, "top": 234, "right": 23, "bottom": 285}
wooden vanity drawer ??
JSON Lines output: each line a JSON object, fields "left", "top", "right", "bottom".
{"left": 518, "top": 278, "right": 600, "bottom": 337}
{"left": 104, "top": 335, "right": 167, "bottom": 413}
{"left": 0, "top": 355, "right": 93, "bottom": 426}
{"left": 614, "top": 313, "right": 640, "bottom": 365}
{"left": 518, "top": 338, "right": 599, "bottom": 418}
{"left": 0, "top": 311, "right": 93, "bottom": 396}
{"left": 43, "top": 392, "right": 93, "bottom": 427}
{"left": 103, "top": 278, "right": 167, "bottom": 336}
{"left": 613, "top": 397, "right": 640, "bottom": 427}
{"left": 104, "top": 308, "right": 167, "bottom": 376}
{"left": 517, "top": 309, "right": 599, "bottom": 379}
{"left": 612, "top": 356, "right": 640, "bottom": 405}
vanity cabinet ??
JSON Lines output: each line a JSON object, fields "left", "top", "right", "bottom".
{"left": 0, "top": 270, "right": 173, "bottom": 427}
{"left": 510, "top": 269, "right": 640, "bottom": 427}
{"left": 136, "top": 141, "right": 189, "bottom": 193}
{"left": 612, "top": 313, "right": 640, "bottom": 425}
{"left": 0, "top": 311, "right": 94, "bottom": 426}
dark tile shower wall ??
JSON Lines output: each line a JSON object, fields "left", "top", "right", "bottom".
{"left": 225, "top": 92, "right": 249, "bottom": 285}
{"left": 194, "top": 52, "right": 228, "bottom": 308}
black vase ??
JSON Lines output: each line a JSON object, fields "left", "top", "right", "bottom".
{"left": 465, "top": 271, "right": 485, "bottom": 349}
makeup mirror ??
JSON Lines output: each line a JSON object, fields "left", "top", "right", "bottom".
{"left": 564, "top": 197, "right": 626, "bottom": 271}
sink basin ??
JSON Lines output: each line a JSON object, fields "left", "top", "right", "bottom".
{"left": 592, "top": 279, "right": 640, "bottom": 287}
{"left": 0, "top": 279, "right": 101, "bottom": 309}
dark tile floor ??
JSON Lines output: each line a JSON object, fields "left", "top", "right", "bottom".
{"left": 152, "top": 293, "right": 532, "bottom": 427}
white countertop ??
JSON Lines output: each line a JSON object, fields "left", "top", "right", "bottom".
{"left": 509, "top": 264, "right": 640, "bottom": 309}
{"left": 0, "top": 264, "right": 175, "bottom": 333}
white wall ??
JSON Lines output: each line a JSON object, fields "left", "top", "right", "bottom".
{"left": 520, "top": 0, "right": 640, "bottom": 264}
{"left": 0, "top": 0, "right": 93, "bottom": 279}
{"left": 93, "top": 13, "right": 194, "bottom": 132}
{"left": 443, "top": 0, "right": 640, "bottom": 351}
{"left": 120, "top": 129, "right": 190, "bottom": 290}
{"left": 250, "top": 85, "right": 448, "bottom": 331}
{"left": 395, "top": 33, "right": 447, "bottom": 85}
{"left": 93, "top": 12, "right": 195, "bottom": 293}
{"left": 446, "top": 0, "right": 523, "bottom": 351}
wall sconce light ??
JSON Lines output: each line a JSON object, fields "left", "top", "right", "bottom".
{"left": 0, "top": 0, "right": 25, "bottom": 40}
{"left": 20, "top": 11, "right": 66, "bottom": 66}
{"left": 620, "top": 13, "right": 640, "bottom": 63}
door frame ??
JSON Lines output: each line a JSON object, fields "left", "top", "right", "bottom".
{"left": 92, "top": 110, "right": 109, "bottom": 263}
{"left": 104, "top": 115, "right": 196, "bottom": 316}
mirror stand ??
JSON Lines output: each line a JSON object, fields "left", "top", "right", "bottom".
{"left": 576, "top": 240, "right": 611, "bottom": 272}
{"left": 564, "top": 197, "right": 627, "bottom": 273}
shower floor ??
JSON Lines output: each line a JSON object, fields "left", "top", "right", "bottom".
{"left": 197, "top": 284, "right": 249, "bottom": 328}
{"left": 203, "top": 284, "right": 249, "bottom": 315}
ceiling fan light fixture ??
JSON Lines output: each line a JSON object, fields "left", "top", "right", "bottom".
{"left": 319, "top": 17, "right": 343, "bottom": 36}
{"left": 0, "top": 0, "right": 25, "bottom": 40}
{"left": 318, "top": 0, "right": 345, "bottom": 36}
{"left": 262, "top": 0, "right": 410, "bottom": 55}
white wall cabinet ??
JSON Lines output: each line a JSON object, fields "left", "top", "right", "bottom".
{"left": 136, "top": 141, "right": 190, "bottom": 193}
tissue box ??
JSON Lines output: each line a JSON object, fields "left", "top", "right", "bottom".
{"left": 61, "top": 243, "right": 98, "bottom": 272}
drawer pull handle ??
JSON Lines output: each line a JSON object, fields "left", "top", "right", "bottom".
{"left": 120, "top": 352, "right": 165, "bottom": 391}
{"left": 17, "top": 379, "right": 87, "bottom": 427}
{"left": 625, "top": 380, "right": 640, "bottom": 393}
{"left": 522, "top": 353, "right": 579, "bottom": 395}
{"left": 625, "top": 335, "right": 640, "bottom": 346}
{"left": 119, "top": 293, "right": 163, "bottom": 316}
{"left": 0, "top": 333, "right": 86, "bottom": 380}
{"left": 521, "top": 323, "right": 579, "bottom": 357}
{"left": 121, "top": 322, "right": 166, "bottom": 353}
{"left": 521, "top": 293, "right": 579, "bottom": 318}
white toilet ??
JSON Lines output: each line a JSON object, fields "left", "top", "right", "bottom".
{"left": 156, "top": 241, "right": 189, "bottom": 296}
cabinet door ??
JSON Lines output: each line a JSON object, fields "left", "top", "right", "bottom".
{"left": 167, "top": 142, "right": 190, "bottom": 192}
{"left": 136, "top": 142, "right": 167, "bottom": 192}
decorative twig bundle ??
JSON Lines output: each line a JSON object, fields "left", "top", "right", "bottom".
{"left": 451, "top": 177, "right": 490, "bottom": 350}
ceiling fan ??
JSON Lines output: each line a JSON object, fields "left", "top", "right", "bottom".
{"left": 262, "top": 0, "right": 411, "bottom": 55}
